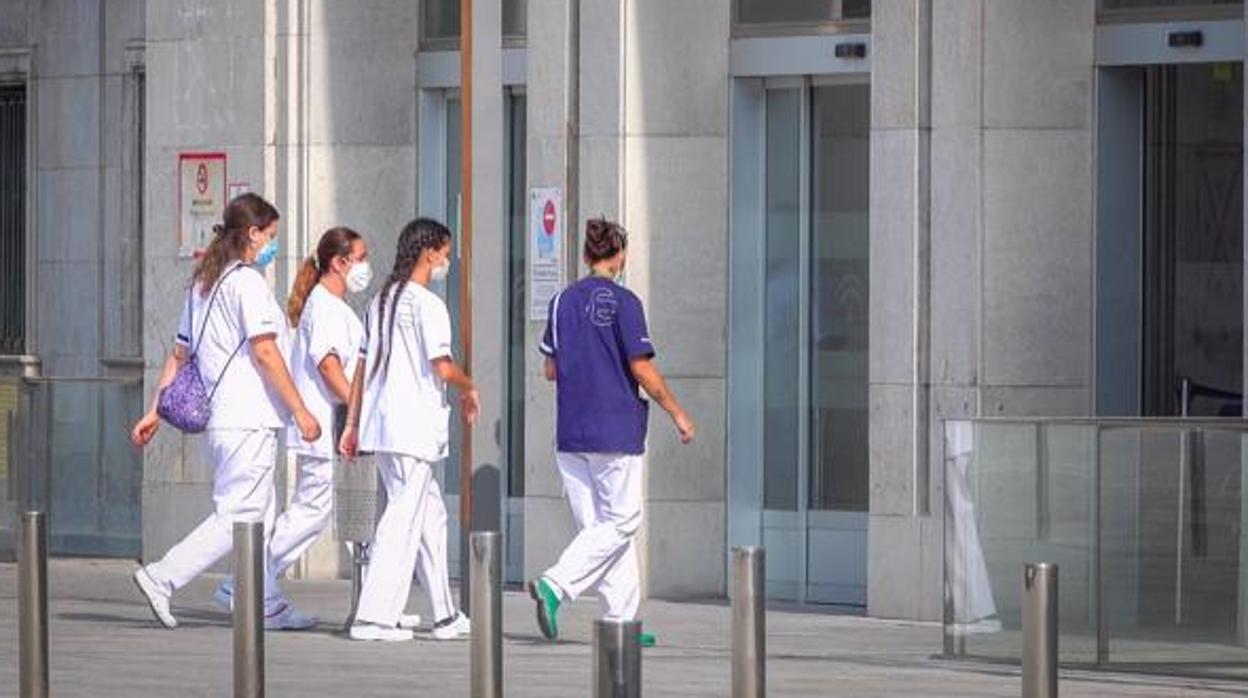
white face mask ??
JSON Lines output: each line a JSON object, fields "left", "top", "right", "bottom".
{"left": 346, "top": 260, "right": 372, "bottom": 294}
{"left": 430, "top": 259, "right": 451, "bottom": 283}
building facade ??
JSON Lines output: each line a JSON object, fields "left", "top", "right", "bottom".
{"left": 0, "top": 0, "right": 1245, "bottom": 624}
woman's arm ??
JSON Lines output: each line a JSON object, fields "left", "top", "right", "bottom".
{"left": 130, "top": 344, "right": 190, "bottom": 446}
{"left": 251, "top": 334, "right": 321, "bottom": 442}
{"left": 339, "top": 360, "right": 367, "bottom": 459}
{"left": 629, "top": 357, "right": 695, "bottom": 444}
{"left": 544, "top": 357, "right": 557, "bottom": 382}
{"left": 432, "top": 357, "right": 481, "bottom": 425}
{"left": 317, "top": 354, "right": 352, "bottom": 404}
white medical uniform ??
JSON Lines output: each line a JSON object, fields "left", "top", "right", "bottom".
{"left": 353, "top": 282, "right": 458, "bottom": 627}
{"left": 144, "top": 262, "right": 288, "bottom": 605}
{"left": 944, "top": 421, "right": 997, "bottom": 623}
{"left": 267, "top": 284, "right": 363, "bottom": 579}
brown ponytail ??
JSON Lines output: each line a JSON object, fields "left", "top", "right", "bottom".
{"left": 193, "top": 193, "right": 281, "bottom": 295}
{"left": 286, "top": 226, "right": 362, "bottom": 326}
{"left": 287, "top": 257, "right": 320, "bottom": 326}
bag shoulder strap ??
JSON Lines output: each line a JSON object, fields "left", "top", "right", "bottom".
{"left": 189, "top": 264, "right": 244, "bottom": 357}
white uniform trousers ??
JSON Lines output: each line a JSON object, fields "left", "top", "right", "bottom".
{"left": 145, "top": 429, "right": 279, "bottom": 603}
{"left": 267, "top": 454, "right": 334, "bottom": 579}
{"left": 544, "top": 452, "right": 643, "bottom": 622}
{"left": 354, "top": 452, "right": 457, "bottom": 627}
{"left": 944, "top": 422, "right": 997, "bottom": 622}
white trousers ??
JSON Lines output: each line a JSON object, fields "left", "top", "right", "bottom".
{"left": 544, "top": 452, "right": 643, "bottom": 622}
{"left": 146, "top": 429, "right": 279, "bottom": 601}
{"left": 354, "top": 452, "right": 456, "bottom": 627}
{"left": 944, "top": 422, "right": 997, "bottom": 622}
{"left": 267, "top": 454, "right": 334, "bottom": 579}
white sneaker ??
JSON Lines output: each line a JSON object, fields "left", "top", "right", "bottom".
{"left": 398, "top": 613, "right": 422, "bottom": 630}
{"left": 349, "top": 623, "right": 414, "bottom": 642}
{"left": 132, "top": 567, "right": 177, "bottom": 629}
{"left": 213, "top": 582, "right": 234, "bottom": 613}
{"left": 265, "top": 604, "right": 317, "bottom": 631}
{"left": 951, "top": 617, "right": 1003, "bottom": 636}
{"left": 430, "top": 613, "right": 471, "bottom": 641}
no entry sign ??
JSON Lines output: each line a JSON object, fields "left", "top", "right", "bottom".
{"left": 529, "top": 187, "right": 564, "bottom": 321}
{"left": 177, "top": 152, "right": 227, "bottom": 258}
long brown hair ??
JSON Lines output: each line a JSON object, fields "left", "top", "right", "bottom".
{"left": 371, "top": 218, "right": 453, "bottom": 380}
{"left": 287, "top": 226, "right": 362, "bottom": 326}
{"left": 193, "top": 193, "right": 281, "bottom": 295}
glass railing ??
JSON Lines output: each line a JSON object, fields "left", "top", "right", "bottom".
{"left": 943, "top": 418, "right": 1248, "bottom": 680}
{"left": 0, "top": 375, "right": 144, "bottom": 559}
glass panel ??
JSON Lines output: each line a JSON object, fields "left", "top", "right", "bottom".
{"left": 763, "top": 89, "right": 801, "bottom": 512}
{"left": 443, "top": 97, "right": 463, "bottom": 496}
{"left": 944, "top": 421, "right": 1100, "bottom": 663}
{"left": 0, "top": 85, "right": 26, "bottom": 355}
{"left": 1142, "top": 63, "right": 1244, "bottom": 417}
{"left": 423, "top": 0, "right": 460, "bottom": 41}
{"left": 809, "top": 84, "right": 869, "bottom": 513}
{"left": 1103, "top": 0, "right": 1240, "bottom": 8}
{"left": 503, "top": 0, "right": 527, "bottom": 39}
{"left": 0, "top": 379, "right": 143, "bottom": 558}
{"left": 737, "top": 0, "right": 869, "bottom": 24}
{"left": 841, "top": 0, "right": 872, "bottom": 19}
{"left": 945, "top": 419, "right": 1248, "bottom": 680}
{"left": 507, "top": 92, "right": 527, "bottom": 496}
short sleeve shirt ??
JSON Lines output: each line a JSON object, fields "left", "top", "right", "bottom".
{"left": 541, "top": 276, "right": 653, "bottom": 455}
{"left": 175, "top": 263, "right": 288, "bottom": 430}
{"left": 285, "top": 284, "right": 364, "bottom": 457}
{"left": 358, "top": 283, "right": 454, "bottom": 461}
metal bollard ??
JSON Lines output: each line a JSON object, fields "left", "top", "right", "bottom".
{"left": 343, "top": 542, "right": 369, "bottom": 631}
{"left": 234, "top": 521, "right": 265, "bottom": 698}
{"left": 1022, "top": 563, "right": 1058, "bottom": 698}
{"left": 18, "top": 511, "right": 49, "bottom": 698}
{"left": 594, "top": 619, "right": 642, "bottom": 698}
{"left": 470, "top": 531, "right": 502, "bottom": 698}
{"left": 732, "top": 546, "right": 765, "bottom": 698}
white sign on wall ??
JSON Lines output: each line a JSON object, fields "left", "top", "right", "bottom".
{"left": 529, "top": 187, "right": 564, "bottom": 321}
{"left": 177, "top": 152, "right": 227, "bottom": 258}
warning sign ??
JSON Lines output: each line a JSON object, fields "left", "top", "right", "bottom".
{"left": 178, "top": 153, "right": 227, "bottom": 258}
{"left": 529, "top": 188, "right": 564, "bottom": 321}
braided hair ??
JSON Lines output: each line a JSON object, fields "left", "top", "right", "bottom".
{"left": 370, "top": 218, "right": 454, "bottom": 380}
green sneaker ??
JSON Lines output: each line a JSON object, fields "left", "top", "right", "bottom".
{"left": 528, "top": 577, "right": 561, "bottom": 641}
{"left": 639, "top": 632, "right": 657, "bottom": 648}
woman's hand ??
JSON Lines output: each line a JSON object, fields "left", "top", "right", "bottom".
{"left": 131, "top": 410, "right": 161, "bottom": 447}
{"left": 339, "top": 425, "right": 359, "bottom": 460}
{"left": 461, "top": 389, "right": 481, "bottom": 426}
{"left": 673, "top": 409, "right": 696, "bottom": 444}
{"left": 294, "top": 408, "right": 321, "bottom": 443}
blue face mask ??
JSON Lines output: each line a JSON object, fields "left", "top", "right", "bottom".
{"left": 254, "top": 238, "right": 278, "bottom": 268}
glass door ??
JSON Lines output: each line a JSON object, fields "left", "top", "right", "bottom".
{"left": 807, "top": 82, "right": 870, "bottom": 604}
{"left": 741, "top": 76, "right": 870, "bottom": 605}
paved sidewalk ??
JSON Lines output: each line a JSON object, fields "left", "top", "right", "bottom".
{"left": 1, "top": 559, "right": 1243, "bottom": 696}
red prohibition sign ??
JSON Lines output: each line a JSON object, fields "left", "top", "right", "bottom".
{"left": 542, "top": 199, "right": 556, "bottom": 235}
{"left": 196, "top": 163, "right": 209, "bottom": 195}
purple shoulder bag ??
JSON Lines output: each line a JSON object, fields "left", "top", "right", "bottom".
{"left": 157, "top": 266, "right": 246, "bottom": 433}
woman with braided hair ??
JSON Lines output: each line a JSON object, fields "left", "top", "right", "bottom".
{"left": 339, "top": 217, "right": 480, "bottom": 642}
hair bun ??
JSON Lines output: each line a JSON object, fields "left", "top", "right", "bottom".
{"left": 212, "top": 223, "right": 226, "bottom": 236}
{"left": 583, "top": 216, "right": 625, "bottom": 263}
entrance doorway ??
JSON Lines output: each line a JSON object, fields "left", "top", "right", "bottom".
{"left": 1098, "top": 62, "right": 1244, "bottom": 418}
{"left": 1096, "top": 58, "right": 1244, "bottom": 642}
{"left": 730, "top": 77, "right": 870, "bottom": 605}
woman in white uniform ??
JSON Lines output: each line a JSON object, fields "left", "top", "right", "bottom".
{"left": 212, "top": 226, "right": 379, "bottom": 627}
{"left": 130, "top": 193, "right": 321, "bottom": 630}
{"left": 339, "top": 218, "right": 480, "bottom": 642}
